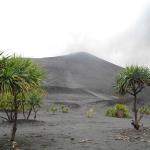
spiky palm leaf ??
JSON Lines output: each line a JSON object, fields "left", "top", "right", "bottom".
{"left": 0, "top": 56, "right": 43, "bottom": 95}
{"left": 115, "top": 66, "right": 150, "bottom": 96}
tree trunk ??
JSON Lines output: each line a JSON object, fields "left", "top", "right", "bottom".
{"left": 33, "top": 107, "right": 38, "bottom": 120}
{"left": 22, "top": 103, "right": 26, "bottom": 119}
{"left": 133, "top": 94, "right": 139, "bottom": 130}
{"left": 27, "top": 108, "right": 32, "bottom": 120}
{"left": 9, "top": 101, "right": 15, "bottom": 121}
{"left": 10, "top": 94, "right": 18, "bottom": 141}
{"left": 34, "top": 110, "right": 37, "bottom": 120}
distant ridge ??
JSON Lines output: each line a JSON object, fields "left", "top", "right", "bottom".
{"left": 64, "top": 52, "right": 121, "bottom": 67}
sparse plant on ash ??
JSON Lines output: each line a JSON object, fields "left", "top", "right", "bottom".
{"left": 105, "top": 104, "right": 130, "bottom": 118}
{"left": 60, "top": 105, "right": 70, "bottom": 113}
{"left": 86, "top": 107, "right": 96, "bottom": 118}
{"left": 114, "top": 66, "right": 150, "bottom": 130}
{"left": 48, "top": 104, "right": 58, "bottom": 114}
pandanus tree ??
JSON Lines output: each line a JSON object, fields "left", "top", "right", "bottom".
{"left": 0, "top": 56, "right": 43, "bottom": 141}
{"left": 115, "top": 66, "right": 150, "bottom": 130}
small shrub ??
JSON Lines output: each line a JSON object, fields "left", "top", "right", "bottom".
{"left": 60, "top": 105, "right": 70, "bottom": 113}
{"left": 86, "top": 107, "right": 96, "bottom": 118}
{"left": 134, "top": 105, "right": 150, "bottom": 126}
{"left": 105, "top": 107, "right": 116, "bottom": 117}
{"left": 48, "top": 104, "right": 58, "bottom": 114}
{"left": 105, "top": 104, "right": 129, "bottom": 118}
{"left": 139, "top": 105, "right": 150, "bottom": 115}
{"left": 48, "top": 104, "right": 70, "bottom": 114}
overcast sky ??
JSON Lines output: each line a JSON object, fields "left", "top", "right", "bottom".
{"left": 0, "top": 0, "right": 149, "bottom": 67}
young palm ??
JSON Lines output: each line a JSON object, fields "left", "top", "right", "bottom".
{"left": 115, "top": 66, "right": 150, "bottom": 130}
{"left": 0, "top": 56, "right": 43, "bottom": 141}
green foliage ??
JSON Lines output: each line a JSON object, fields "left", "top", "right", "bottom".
{"left": 21, "top": 88, "right": 44, "bottom": 120}
{"left": 105, "top": 107, "right": 116, "bottom": 117}
{"left": 115, "top": 66, "right": 150, "bottom": 96}
{"left": 139, "top": 105, "right": 150, "bottom": 115}
{"left": 105, "top": 104, "right": 130, "bottom": 118}
{"left": 114, "top": 65, "right": 150, "bottom": 129}
{"left": 0, "top": 54, "right": 45, "bottom": 141}
{"left": 48, "top": 104, "right": 58, "bottom": 114}
{"left": 85, "top": 107, "right": 96, "bottom": 118}
{"left": 0, "top": 57, "right": 43, "bottom": 94}
{"left": 23, "top": 88, "right": 43, "bottom": 109}
{"left": 48, "top": 104, "right": 70, "bottom": 114}
{"left": 0, "top": 56, "right": 44, "bottom": 121}
{"left": 60, "top": 105, "right": 70, "bottom": 113}
{"left": 0, "top": 93, "right": 13, "bottom": 111}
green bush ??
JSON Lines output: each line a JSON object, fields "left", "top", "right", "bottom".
{"left": 105, "top": 104, "right": 129, "bottom": 118}
{"left": 60, "top": 105, "right": 70, "bottom": 113}
{"left": 48, "top": 104, "right": 58, "bottom": 114}
{"left": 105, "top": 107, "right": 116, "bottom": 117}
{"left": 139, "top": 105, "right": 150, "bottom": 115}
{"left": 86, "top": 107, "right": 96, "bottom": 118}
{"left": 48, "top": 104, "right": 70, "bottom": 114}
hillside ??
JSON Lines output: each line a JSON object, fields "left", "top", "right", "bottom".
{"left": 32, "top": 52, "right": 121, "bottom": 94}
{"left": 32, "top": 52, "right": 150, "bottom": 103}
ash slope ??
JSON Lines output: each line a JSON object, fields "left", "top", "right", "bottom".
{"left": 32, "top": 52, "right": 150, "bottom": 102}
{"left": 33, "top": 52, "right": 121, "bottom": 94}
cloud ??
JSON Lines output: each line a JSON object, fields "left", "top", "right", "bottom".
{"left": 65, "top": 5, "right": 150, "bottom": 67}
{"left": 0, "top": 0, "right": 150, "bottom": 67}
{"left": 105, "top": 6, "right": 150, "bottom": 67}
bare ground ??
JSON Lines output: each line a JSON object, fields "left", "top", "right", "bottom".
{"left": 0, "top": 95, "right": 150, "bottom": 150}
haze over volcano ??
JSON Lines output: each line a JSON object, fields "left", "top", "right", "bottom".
{"left": 33, "top": 52, "right": 150, "bottom": 103}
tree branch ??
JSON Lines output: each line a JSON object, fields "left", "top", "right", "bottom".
{"left": 0, "top": 115, "right": 9, "bottom": 121}
{"left": 127, "top": 90, "right": 134, "bottom": 96}
{"left": 135, "top": 86, "right": 144, "bottom": 95}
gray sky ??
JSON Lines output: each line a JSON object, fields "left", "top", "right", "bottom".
{"left": 0, "top": 0, "right": 150, "bottom": 67}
